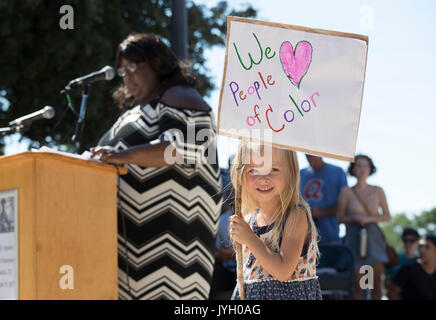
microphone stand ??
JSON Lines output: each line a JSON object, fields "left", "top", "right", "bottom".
{"left": 0, "top": 125, "right": 26, "bottom": 137}
{"left": 72, "top": 84, "right": 90, "bottom": 154}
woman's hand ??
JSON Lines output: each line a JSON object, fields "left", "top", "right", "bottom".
{"left": 351, "top": 215, "right": 368, "bottom": 226}
{"left": 90, "top": 146, "right": 127, "bottom": 165}
{"left": 229, "top": 215, "right": 257, "bottom": 246}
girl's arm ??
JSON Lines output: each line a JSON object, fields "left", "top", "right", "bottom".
{"left": 230, "top": 208, "right": 308, "bottom": 282}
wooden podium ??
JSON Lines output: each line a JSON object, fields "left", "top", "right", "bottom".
{"left": 0, "top": 152, "right": 122, "bottom": 299}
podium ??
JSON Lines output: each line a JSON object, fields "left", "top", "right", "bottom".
{"left": 0, "top": 152, "right": 123, "bottom": 299}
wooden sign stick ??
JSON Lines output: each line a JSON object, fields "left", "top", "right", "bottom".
{"left": 234, "top": 147, "right": 245, "bottom": 300}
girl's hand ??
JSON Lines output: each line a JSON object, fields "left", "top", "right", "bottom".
{"left": 229, "top": 215, "right": 257, "bottom": 246}
{"left": 90, "top": 146, "right": 127, "bottom": 165}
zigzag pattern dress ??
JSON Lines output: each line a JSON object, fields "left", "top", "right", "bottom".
{"left": 98, "top": 98, "right": 222, "bottom": 300}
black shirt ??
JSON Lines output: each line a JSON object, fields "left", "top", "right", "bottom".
{"left": 393, "top": 262, "right": 436, "bottom": 300}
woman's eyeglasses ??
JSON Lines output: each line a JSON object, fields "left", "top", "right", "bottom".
{"left": 117, "top": 63, "right": 139, "bottom": 77}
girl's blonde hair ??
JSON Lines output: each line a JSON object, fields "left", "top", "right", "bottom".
{"left": 230, "top": 142, "right": 319, "bottom": 257}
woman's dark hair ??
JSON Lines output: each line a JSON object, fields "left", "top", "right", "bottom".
{"left": 348, "top": 154, "right": 377, "bottom": 177}
{"left": 113, "top": 33, "right": 197, "bottom": 109}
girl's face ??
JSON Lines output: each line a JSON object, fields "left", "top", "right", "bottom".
{"left": 244, "top": 147, "right": 288, "bottom": 205}
{"left": 353, "top": 157, "right": 371, "bottom": 180}
{"left": 119, "top": 57, "right": 159, "bottom": 104}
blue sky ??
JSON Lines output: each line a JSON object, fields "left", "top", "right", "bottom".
{"left": 196, "top": 0, "right": 436, "bottom": 217}
{"left": 3, "top": 0, "right": 436, "bottom": 218}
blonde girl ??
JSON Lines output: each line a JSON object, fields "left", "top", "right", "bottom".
{"left": 229, "top": 143, "right": 322, "bottom": 300}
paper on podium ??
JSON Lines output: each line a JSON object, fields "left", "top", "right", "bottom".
{"left": 31, "top": 146, "right": 128, "bottom": 174}
{"left": 32, "top": 146, "right": 102, "bottom": 163}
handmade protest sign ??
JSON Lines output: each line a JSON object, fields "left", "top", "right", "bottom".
{"left": 217, "top": 17, "right": 368, "bottom": 161}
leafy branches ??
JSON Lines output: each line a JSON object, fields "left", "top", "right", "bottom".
{"left": 0, "top": 0, "right": 256, "bottom": 152}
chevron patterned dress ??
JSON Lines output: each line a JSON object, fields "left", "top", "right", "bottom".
{"left": 98, "top": 99, "right": 222, "bottom": 300}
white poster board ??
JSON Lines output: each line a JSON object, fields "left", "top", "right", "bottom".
{"left": 217, "top": 17, "right": 368, "bottom": 161}
{"left": 0, "top": 189, "right": 18, "bottom": 300}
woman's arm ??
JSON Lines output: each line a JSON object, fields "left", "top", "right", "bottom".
{"left": 91, "top": 140, "right": 171, "bottom": 167}
{"left": 337, "top": 187, "right": 355, "bottom": 224}
{"left": 93, "top": 87, "right": 213, "bottom": 167}
{"left": 230, "top": 208, "right": 308, "bottom": 282}
{"left": 363, "top": 186, "right": 391, "bottom": 224}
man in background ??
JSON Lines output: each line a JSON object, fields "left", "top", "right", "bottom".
{"left": 388, "top": 235, "right": 436, "bottom": 300}
{"left": 390, "top": 228, "right": 420, "bottom": 277}
{"left": 300, "top": 155, "right": 348, "bottom": 245}
{"left": 386, "top": 228, "right": 420, "bottom": 298}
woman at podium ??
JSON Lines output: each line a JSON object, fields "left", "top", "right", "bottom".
{"left": 91, "top": 33, "right": 222, "bottom": 300}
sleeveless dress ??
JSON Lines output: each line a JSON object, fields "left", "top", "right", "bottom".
{"left": 231, "top": 205, "right": 322, "bottom": 300}
{"left": 344, "top": 187, "right": 388, "bottom": 270}
{"left": 98, "top": 98, "right": 222, "bottom": 300}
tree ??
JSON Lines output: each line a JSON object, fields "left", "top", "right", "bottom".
{"left": 0, "top": 0, "right": 256, "bottom": 153}
{"left": 380, "top": 213, "right": 415, "bottom": 252}
{"left": 415, "top": 207, "right": 436, "bottom": 235}
{"left": 380, "top": 208, "right": 436, "bottom": 252}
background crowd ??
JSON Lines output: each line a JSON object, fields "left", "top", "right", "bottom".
{"left": 210, "top": 153, "right": 436, "bottom": 300}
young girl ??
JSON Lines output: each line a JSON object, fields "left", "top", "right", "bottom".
{"left": 229, "top": 143, "right": 322, "bottom": 300}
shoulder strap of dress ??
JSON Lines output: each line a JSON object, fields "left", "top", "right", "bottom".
{"left": 279, "top": 204, "right": 304, "bottom": 247}
{"left": 249, "top": 208, "right": 260, "bottom": 227}
{"left": 297, "top": 204, "right": 313, "bottom": 255}
{"left": 352, "top": 187, "right": 387, "bottom": 240}
{"left": 351, "top": 187, "right": 371, "bottom": 213}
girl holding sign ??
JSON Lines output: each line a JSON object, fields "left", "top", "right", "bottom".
{"left": 229, "top": 143, "right": 322, "bottom": 300}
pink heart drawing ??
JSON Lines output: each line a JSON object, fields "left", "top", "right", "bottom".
{"left": 280, "top": 41, "right": 312, "bottom": 88}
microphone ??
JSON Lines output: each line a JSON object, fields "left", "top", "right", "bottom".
{"left": 9, "top": 106, "right": 55, "bottom": 126}
{"left": 65, "top": 66, "right": 115, "bottom": 90}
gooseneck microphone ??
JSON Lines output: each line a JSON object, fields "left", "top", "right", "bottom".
{"left": 64, "top": 66, "right": 115, "bottom": 90}
{"left": 64, "top": 65, "right": 114, "bottom": 153}
{"left": 9, "top": 106, "right": 55, "bottom": 126}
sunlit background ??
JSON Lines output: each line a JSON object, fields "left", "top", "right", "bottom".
{"left": 3, "top": 0, "right": 435, "bottom": 223}
{"left": 197, "top": 0, "right": 436, "bottom": 222}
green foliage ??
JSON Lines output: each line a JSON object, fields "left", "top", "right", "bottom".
{"left": 380, "top": 213, "right": 415, "bottom": 252}
{"left": 415, "top": 208, "right": 436, "bottom": 233}
{"left": 380, "top": 208, "right": 436, "bottom": 252}
{"left": 0, "top": 0, "right": 256, "bottom": 153}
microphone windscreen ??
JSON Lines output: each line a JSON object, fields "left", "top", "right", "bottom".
{"left": 43, "top": 106, "right": 55, "bottom": 119}
{"left": 102, "top": 66, "right": 115, "bottom": 81}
